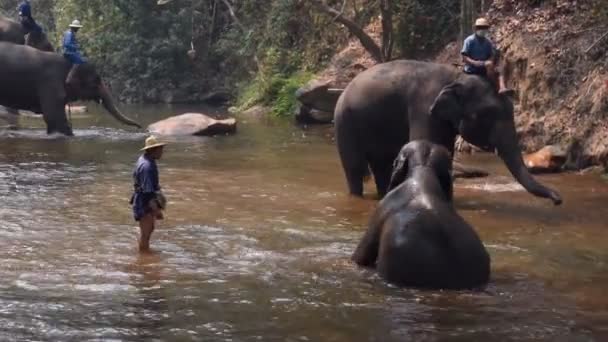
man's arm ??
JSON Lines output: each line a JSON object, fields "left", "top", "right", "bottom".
{"left": 461, "top": 36, "right": 493, "bottom": 68}
{"left": 462, "top": 54, "right": 487, "bottom": 68}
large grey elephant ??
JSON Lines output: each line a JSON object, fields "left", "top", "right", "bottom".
{"left": 334, "top": 60, "right": 562, "bottom": 205}
{"left": 0, "top": 42, "right": 141, "bottom": 135}
{"left": 0, "top": 15, "right": 53, "bottom": 51}
{"left": 0, "top": 15, "right": 55, "bottom": 127}
{"left": 352, "top": 140, "right": 490, "bottom": 289}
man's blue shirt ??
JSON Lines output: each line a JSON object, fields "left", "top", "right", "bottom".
{"left": 461, "top": 34, "right": 495, "bottom": 75}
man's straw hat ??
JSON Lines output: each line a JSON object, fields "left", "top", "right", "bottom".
{"left": 141, "top": 136, "right": 167, "bottom": 151}
{"left": 69, "top": 20, "right": 83, "bottom": 28}
{"left": 474, "top": 18, "right": 490, "bottom": 28}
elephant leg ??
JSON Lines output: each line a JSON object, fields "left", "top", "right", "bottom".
{"left": 352, "top": 210, "right": 384, "bottom": 267}
{"left": 39, "top": 91, "right": 73, "bottom": 136}
{"left": 368, "top": 154, "right": 398, "bottom": 198}
{"left": 336, "top": 132, "right": 367, "bottom": 197}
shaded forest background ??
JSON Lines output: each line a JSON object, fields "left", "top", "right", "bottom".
{"left": 1, "top": 1, "right": 608, "bottom": 167}
{"left": 0, "top": 0, "right": 467, "bottom": 106}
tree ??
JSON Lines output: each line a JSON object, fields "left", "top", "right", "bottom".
{"left": 460, "top": 0, "right": 475, "bottom": 42}
{"left": 307, "top": 0, "right": 394, "bottom": 63}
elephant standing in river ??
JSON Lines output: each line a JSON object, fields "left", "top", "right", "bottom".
{"left": 334, "top": 60, "right": 561, "bottom": 205}
{"left": 352, "top": 140, "right": 490, "bottom": 289}
{"left": 0, "top": 15, "right": 56, "bottom": 128}
{"left": 0, "top": 42, "right": 141, "bottom": 135}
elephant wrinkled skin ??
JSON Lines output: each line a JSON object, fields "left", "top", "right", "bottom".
{"left": 334, "top": 59, "right": 562, "bottom": 205}
{"left": 352, "top": 141, "right": 491, "bottom": 289}
{"left": 0, "top": 42, "right": 141, "bottom": 135}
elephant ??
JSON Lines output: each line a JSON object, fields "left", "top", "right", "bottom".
{"left": 334, "top": 59, "right": 562, "bottom": 205}
{"left": 0, "top": 42, "right": 141, "bottom": 135}
{"left": 352, "top": 140, "right": 490, "bottom": 289}
{"left": 0, "top": 15, "right": 54, "bottom": 52}
{"left": 0, "top": 15, "right": 55, "bottom": 128}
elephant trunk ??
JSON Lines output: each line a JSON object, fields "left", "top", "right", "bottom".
{"left": 495, "top": 122, "right": 562, "bottom": 205}
{"left": 98, "top": 84, "right": 142, "bottom": 128}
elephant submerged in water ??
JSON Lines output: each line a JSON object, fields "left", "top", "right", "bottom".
{"left": 0, "top": 42, "right": 141, "bottom": 135}
{"left": 352, "top": 140, "right": 490, "bottom": 290}
{"left": 334, "top": 60, "right": 562, "bottom": 205}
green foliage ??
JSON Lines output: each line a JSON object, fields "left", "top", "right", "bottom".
{"left": 590, "top": 0, "right": 608, "bottom": 20}
{"left": 0, "top": 0, "right": 463, "bottom": 110}
{"left": 271, "top": 71, "right": 313, "bottom": 116}
{"left": 394, "top": 0, "right": 459, "bottom": 59}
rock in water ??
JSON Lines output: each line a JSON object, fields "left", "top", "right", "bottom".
{"left": 295, "top": 79, "right": 343, "bottom": 113}
{"left": 523, "top": 145, "right": 567, "bottom": 173}
{"left": 294, "top": 104, "right": 334, "bottom": 124}
{"left": 148, "top": 113, "right": 237, "bottom": 136}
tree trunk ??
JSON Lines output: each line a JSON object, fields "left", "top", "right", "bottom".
{"left": 309, "top": 0, "right": 385, "bottom": 63}
{"left": 460, "top": 0, "right": 474, "bottom": 43}
{"left": 379, "top": 0, "right": 394, "bottom": 61}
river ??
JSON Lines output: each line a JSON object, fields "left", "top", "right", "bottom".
{"left": 0, "top": 104, "right": 607, "bottom": 341}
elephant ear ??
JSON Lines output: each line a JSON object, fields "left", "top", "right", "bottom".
{"left": 431, "top": 147, "right": 454, "bottom": 202}
{"left": 388, "top": 147, "right": 411, "bottom": 191}
{"left": 429, "top": 82, "right": 466, "bottom": 130}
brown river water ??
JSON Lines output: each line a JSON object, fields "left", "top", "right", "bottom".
{"left": 0, "top": 104, "right": 607, "bottom": 341}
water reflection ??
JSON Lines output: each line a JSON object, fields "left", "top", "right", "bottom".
{"left": 126, "top": 252, "right": 169, "bottom": 341}
{"left": 0, "top": 104, "right": 606, "bottom": 341}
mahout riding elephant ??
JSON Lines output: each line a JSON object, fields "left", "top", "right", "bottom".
{"left": 0, "top": 42, "right": 141, "bottom": 135}
{"left": 0, "top": 15, "right": 53, "bottom": 52}
{"left": 352, "top": 140, "right": 490, "bottom": 289}
{"left": 334, "top": 60, "right": 562, "bottom": 205}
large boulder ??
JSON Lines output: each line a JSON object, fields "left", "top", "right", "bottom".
{"left": 148, "top": 113, "right": 236, "bottom": 136}
{"left": 295, "top": 79, "right": 343, "bottom": 117}
{"left": 523, "top": 145, "right": 567, "bottom": 173}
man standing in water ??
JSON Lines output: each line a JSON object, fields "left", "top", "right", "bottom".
{"left": 131, "top": 136, "right": 167, "bottom": 252}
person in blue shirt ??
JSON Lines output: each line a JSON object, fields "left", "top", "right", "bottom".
{"left": 17, "top": 0, "right": 42, "bottom": 34}
{"left": 131, "top": 136, "right": 168, "bottom": 253}
{"left": 461, "top": 18, "right": 512, "bottom": 95}
{"left": 63, "top": 20, "right": 87, "bottom": 89}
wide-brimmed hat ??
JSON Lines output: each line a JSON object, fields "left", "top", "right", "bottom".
{"left": 69, "top": 20, "right": 83, "bottom": 28}
{"left": 141, "top": 136, "right": 167, "bottom": 151}
{"left": 474, "top": 18, "right": 490, "bottom": 28}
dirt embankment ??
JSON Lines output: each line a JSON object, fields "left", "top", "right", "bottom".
{"left": 454, "top": 0, "right": 607, "bottom": 169}
{"left": 315, "top": 1, "right": 608, "bottom": 171}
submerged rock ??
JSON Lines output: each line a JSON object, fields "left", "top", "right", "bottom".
{"left": 523, "top": 145, "right": 567, "bottom": 173}
{"left": 452, "top": 161, "right": 490, "bottom": 179}
{"left": 148, "top": 113, "right": 236, "bottom": 136}
{"left": 295, "top": 104, "right": 333, "bottom": 124}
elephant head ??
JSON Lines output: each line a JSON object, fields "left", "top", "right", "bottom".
{"left": 66, "top": 63, "right": 142, "bottom": 129}
{"left": 388, "top": 140, "right": 454, "bottom": 201}
{"left": 429, "top": 74, "right": 562, "bottom": 205}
